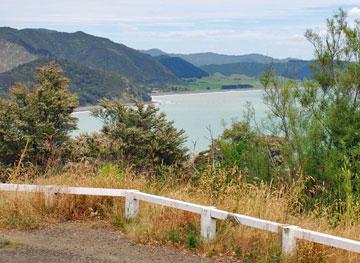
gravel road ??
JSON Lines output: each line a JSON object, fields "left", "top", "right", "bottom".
{"left": 0, "top": 221, "right": 227, "bottom": 263}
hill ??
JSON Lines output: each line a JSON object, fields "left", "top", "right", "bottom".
{"left": 0, "top": 58, "right": 151, "bottom": 105}
{"left": 0, "top": 38, "right": 37, "bottom": 73}
{"left": 142, "top": 48, "right": 168, "bottom": 57}
{"left": 201, "top": 60, "right": 313, "bottom": 80}
{"left": 155, "top": 56, "right": 209, "bottom": 78}
{"left": 174, "top": 52, "right": 291, "bottom": 66}
{"left": 142, "top": 49, "right": 295, "bottom": 66}
{"left": 0, "top": 27, "right": 179, "bottom": 85}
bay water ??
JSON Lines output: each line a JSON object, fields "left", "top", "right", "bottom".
{"left": 72, "top": 89, "right": 268, "bottom": 152}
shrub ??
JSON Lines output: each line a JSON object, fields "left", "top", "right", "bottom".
{"left": 197, "top": 122, "right": 286, "bottom": 183}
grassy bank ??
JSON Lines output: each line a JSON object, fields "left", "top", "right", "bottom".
{"left": 165, "top": 73, "right": 262, "bottom": 92}
{"left": 1, "top": 164, "right": 359, "bottom": 262}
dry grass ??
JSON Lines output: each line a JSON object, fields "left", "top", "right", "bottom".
{"left": 0, "top": 163, "right": 359, "bottom": 262}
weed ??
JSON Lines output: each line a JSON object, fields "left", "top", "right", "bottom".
{"left": 167, "top": 229, "right": 181, "bottom": 244}
{"left": 186, "top": 223, "right": 200, "bottom": 249}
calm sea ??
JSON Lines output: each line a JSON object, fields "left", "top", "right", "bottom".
{"left": 72, "top": 89, "right": 268, "bottom": 152}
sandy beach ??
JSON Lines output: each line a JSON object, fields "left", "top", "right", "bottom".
{"left": 74, "top": 87, "right": 263, "bottom": 113}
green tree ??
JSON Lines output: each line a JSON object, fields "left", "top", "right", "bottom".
{"left": 261, "top": 9, "right": 360, "bottom": 213}
{"left": 90, "top": 99, "right": 188, "bottom": 173}
{"left": 0, "top": 62, "right": 78, "bottom": 168}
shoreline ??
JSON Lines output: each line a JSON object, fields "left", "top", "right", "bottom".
{"left": 74, "top": 87, "right": 263, "bottom": 113}
{"left": 151, "top": 87, "right": 263, "bottom": 97}
{"left": 74, "top": 105, "right": 102, "bottom": 113}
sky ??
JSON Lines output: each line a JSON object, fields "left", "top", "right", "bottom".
{"left": 1, "top": 0, "right": 360, "bottom": 59}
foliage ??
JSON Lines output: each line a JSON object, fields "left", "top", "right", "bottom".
{"left": 66, "top": 133, "right": 114, "bottom": 163}
{"left": 0, "top": 62, "right": 78, "bottom": 167}
{"left": 199, "top": 121, "right": 285, "bottom": 184}
{"left": 260, "top": 9, "right": 360, "bottom": 214}
{"left": 199, "top": 10, "right": 360, "bottom": 217}
{"left": 71, "top": 99, "right": 189, "bottom": 173}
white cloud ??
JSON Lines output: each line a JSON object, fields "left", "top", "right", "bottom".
{"left": 0, "top": 0, "right": 355, "bottom": 59}
{"left": 349, "top": 7, "right": 360, "bottom": 17}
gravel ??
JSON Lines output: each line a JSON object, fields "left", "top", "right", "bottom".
{"left": 0, "top": 221, "right": 228, "bottom": 263}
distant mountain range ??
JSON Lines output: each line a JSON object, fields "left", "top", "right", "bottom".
{"left": 201, "top": 60, "right": 314, "bottom": 80}
{"left": 143, "top": 49, "right": 314, "bottom": 80}
{"left": 142, "top": 49, "right": 297, "bottom": 66}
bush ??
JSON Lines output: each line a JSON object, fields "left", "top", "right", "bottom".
{"left": 197, "top": 122, "right": 286, "bottom": 183}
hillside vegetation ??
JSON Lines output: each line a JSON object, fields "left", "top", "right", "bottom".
{"left": 143, "top": 48, "right": 313, "bottom": 82}
{"left": 143, "top": 49, "right": 294, "bottom": 66}
{"left": 0, "top": 38, "right": 36, "bottom": 73}
{"left": 0, "top": 58, "right": 150, "bottom": 105}
{"left": 0, "top": 27, "right": 178, "bottom": 85}
{"left": 156, "top": 56, "right": 209, "bottom": 78}
{"left": 201, "top": 60, "right": 313, "bottom": 80}
{"left": 0, "top": 27, "right": 184, "bottom": 105}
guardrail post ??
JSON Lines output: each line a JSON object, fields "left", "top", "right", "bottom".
{"left": 201, "top": 206, "right": 216, "bottom": 242}
{"left": 44, "top": 190, "right": 56, "bottom": 207}
{"left": 125, "top": 191, "right": 139, "bottom": 219}
{"left": 281, "top": 225, "right": 298, "bottom": 256}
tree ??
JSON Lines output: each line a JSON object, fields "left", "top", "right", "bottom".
{"left": 90, "top": 99, "right": 188, "bottom": 173}
{"left": 261, "top": 9, "right": 360, "bottom": 213}
{"left": 0, "top": 62, "right": 78, "bottom": 168}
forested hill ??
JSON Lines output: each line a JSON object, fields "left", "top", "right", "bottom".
{"left": 0, "top": 27, "right": 178, "bottom": 85}
{"left": 201, "top": 60, "right": 314, "bottom": 80}
{"left": 173, "top": 53, "right": 293, "bottom": 66}
{"left": 142, "top": 49, "right": 296, "bottom": 66}
{"left": 155, "top": 56, "right": 209, "bottom": 78}
{"left": 0, "top": 58, "right": 151, "bottom": 105}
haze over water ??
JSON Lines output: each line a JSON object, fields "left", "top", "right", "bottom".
{"left": 73, "top": 89, "right": 268, "bottom": 151}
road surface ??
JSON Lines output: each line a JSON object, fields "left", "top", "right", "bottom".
{"left": 0, "top": 221, "right": 229, "bottom": 263}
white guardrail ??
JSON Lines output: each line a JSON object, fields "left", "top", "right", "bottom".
{"left": 0, "top": 183, "right": 359, "bottom": 256}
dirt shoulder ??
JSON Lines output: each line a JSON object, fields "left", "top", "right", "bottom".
{"left": 0, "top": 221, "right": 226, "bottom": 263}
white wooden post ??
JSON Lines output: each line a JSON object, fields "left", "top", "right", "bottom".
{"left": 201, "top": 207, "right": 217, "bottom": 242}
{"left": 281, "top": 225, "right": 298, "bottom": 256}
{"left": 44, "top": 190, "right": 56, "bottom": 207}
{"left": 125, "top": 191, "right": 139, "bottom": 219}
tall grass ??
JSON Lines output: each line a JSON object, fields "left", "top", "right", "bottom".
{"left": 0, "top": 163, "right": 359, "bottom": 262}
